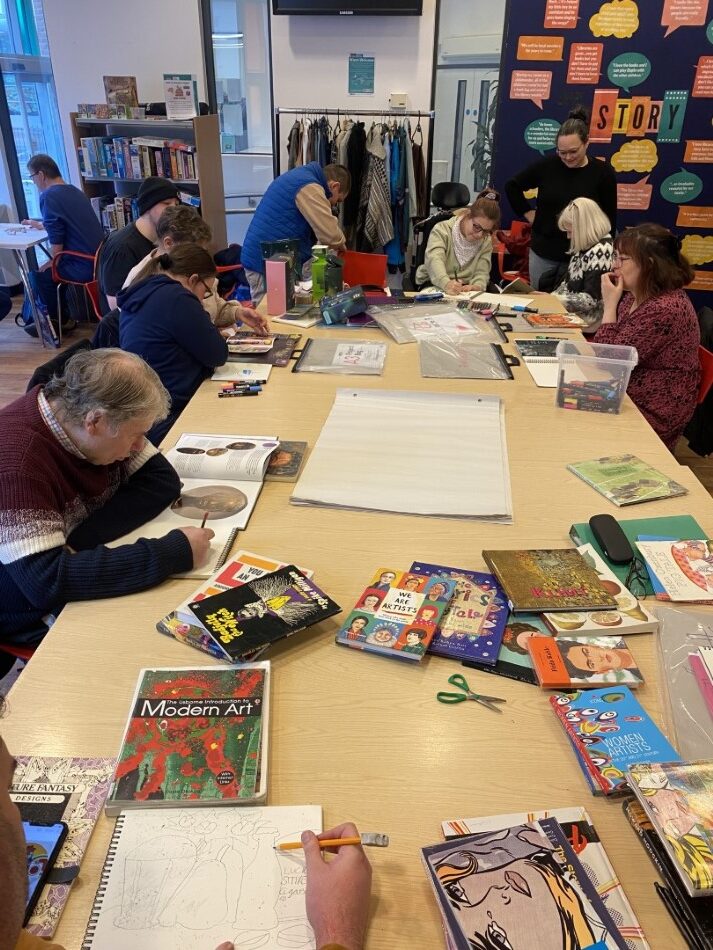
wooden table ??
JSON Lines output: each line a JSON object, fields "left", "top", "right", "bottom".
{"left": 0, "top": 222, "right": 57, "bottom": 347}
{"left": 3, "top": 301, "right": 706, "bottom": 949}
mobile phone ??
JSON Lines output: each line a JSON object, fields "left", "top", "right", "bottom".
{"left": 22, "top": 820, "right": 68, "bottom": 924}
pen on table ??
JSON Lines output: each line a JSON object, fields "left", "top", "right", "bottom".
{"left": 222, "top": 383, "right": 262, "bottom": 392}
{"left": 219, "top": 389, "right": 260, "bottom": 398}
{"left": 200, "top": 511, "right": 209, "bottom": 529}
{"left": 275, "top": 833, "right": 389, "bottom": 851}
{"left": 511, "top": 304, "right": 537, "bottom": 313}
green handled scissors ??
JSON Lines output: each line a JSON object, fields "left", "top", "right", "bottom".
{"left": 436, "top": 673, "right": 506, "bottom": 714}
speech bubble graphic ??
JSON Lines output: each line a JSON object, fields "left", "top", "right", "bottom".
{"left": 693, "top": 56, "right": 713, "bottom": 96}
{"left": 510, "top": 70, "right": 553, "bottom": 109}
{"left": 681, "top": 234, "right": 713, "bottom": 265}
{"left": 525, "top": 118, "right": 561, "bottom": 153}
{"left": 677, "top": 205, "right": 713, "bottom": 226}
{"left": 708, "top": 18, "right": 713, "bottom": 42}
{"left": 517, "top": 36, "right": 565, "bottom": 60}
{"left": 660, "top": 168, "right": 704, "bottom": 203}
{"left": 617, "top": 176, "right": 652, "bottom": 209}
{"left": 684, "top": 140, "right": 713, "bottom": 162}
{"left": 611, "top": 139, "right": 658, "bottom": 173}
{"left": 607, "top": 52, "right": 651, "bottom": 91}
{"left": 590, "top": 0, "right": 640, "bottom": 38}
{"left": 662, "top": 0, "right": 709, "bottom": 36}
{"left": 690, "top": 269, "right": 713, "bottom": 290}
{"left": 545, "top": 0, "right": 580, "bottom": 28}
{"left": 567, "top": 43, "right": 604, "bottom": 82}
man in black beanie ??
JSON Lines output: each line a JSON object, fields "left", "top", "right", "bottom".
{"left": 98, "top": 177, "right": 179, "bottom": 312}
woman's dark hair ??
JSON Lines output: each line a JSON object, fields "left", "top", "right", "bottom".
{"left": 467, "top": 187, "right": 501, "bottom": 227}
{"left": 558, "top": 107, "right": 589, "bottom": 143}
{"left": 616, "top": 223, "right": 694, "bottom": 298}
{"left": 156, "top": 244, "right": 217, "bottom": 280}
{"left": 502, "top": 622, "right": 539, "bottom": 656}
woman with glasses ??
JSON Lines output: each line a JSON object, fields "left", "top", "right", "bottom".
{"left": 415, "top": 189, "right": 501, "bottom": 295}
{"left": 118, "top": 244, "right": 229, "bottom": 445}
{"left": 505, "top": 108, "right": 617, "bottom": 290}
{"left": 551, "top": 197, "right": 614, "bottom": 328}
{"left": 594, "top": 224, "right": 700, "bottom": 452}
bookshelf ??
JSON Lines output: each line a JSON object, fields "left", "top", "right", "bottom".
{"left": 69, "top": 112, "right": 226, "bottom": 248}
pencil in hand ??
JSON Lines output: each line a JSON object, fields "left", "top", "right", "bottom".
{"left": 200, "top": 511, "right": 209, "bottom": 529}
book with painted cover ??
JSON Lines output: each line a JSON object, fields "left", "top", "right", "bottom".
{"left": 626, "top": 760, "right": 713, "bottom": 898}
{"left": 567, "top": 455, "right": 688, "bottom": 507}
{"left": 636, "top": 539, "right": 713, "bottom": 603}
{"left": 106, "top": 664, "right": 269, "bottom": 815}
{"left": 527, "top": 634, "right": 644, "bottom": 689}
{"left": 467, "top": 612, "right": 551, "bottom": 685}
{"left": 335, "top": 567, "right": 456, "bottom": 662}
{"left": 11, "top": 756, "right": 115, "bottom": 937}
{"left": 525, "top": 311, "right": 586, "bottom": 327}
{"left": 482, "top": 548, "right": 617, "bottom": 613}
{"left": 189, "top": 566, "right": 340, "bottom": 661}
{"left": 409, "top": 560, "right": 508, "bottom": 665}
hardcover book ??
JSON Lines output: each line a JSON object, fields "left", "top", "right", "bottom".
{"left": 467, "top": 612, "right": 550, "bottom": 685}
{"left": 527, "top": 635, "right": 644, "bottom": 689}
{"left": 335, "top": 567, "right": 456, "bottom": 662}
{"left": 482, "top": 548, "right": 617, "bottom": 613}
{"left": 567, "top": 455, "right": 688, "bottom": 507}
{"left": 106, "top": 664, "right": 269, "bottom": 815}
{"left": 102, "top": 75, "right": 139, "bottom": 106}
{"left": 525, "top": 311, "right": 586, "bottom": 327}
{"left": 409, "top": 561, "right": 508, "bottom": 665}
{"left": 189, "top": 566, "right": 340, "bottom": 661}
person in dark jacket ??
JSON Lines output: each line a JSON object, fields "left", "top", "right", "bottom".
{"left": 118, "top": 244, "right": 229, "bottom": 445}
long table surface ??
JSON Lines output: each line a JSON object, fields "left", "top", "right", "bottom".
{"left": 4, "top": 300, "right": 710, "bottom": 949}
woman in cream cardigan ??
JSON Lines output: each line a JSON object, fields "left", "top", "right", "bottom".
{"left": 415, "top": 189, "right": 500, "bottom": 294}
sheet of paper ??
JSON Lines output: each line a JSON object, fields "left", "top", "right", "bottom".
{"left": 332, "top": 342, "right": 385, "bottom": 369}
{"left": 474, "top": 291, "right": 534, "bottom": 308}
{"left": 211, "top": 363, "right": 273, "bottom": 382}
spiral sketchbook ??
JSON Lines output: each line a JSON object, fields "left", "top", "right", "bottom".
{"left": 513, "top": 338, "right": 561, "bottom": 388}
{"left": 82, "top": 805, "right": 322, "bottom": 949}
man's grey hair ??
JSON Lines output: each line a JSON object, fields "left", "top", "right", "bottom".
{"left": 43, "top": 349, "right": 170, "bottom": 429}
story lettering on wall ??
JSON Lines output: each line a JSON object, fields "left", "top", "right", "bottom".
{"left": 492, "top": 0, "right": 713, "bottom": 295}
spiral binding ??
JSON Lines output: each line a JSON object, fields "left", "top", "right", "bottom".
{"left": 217, "top": 527, "right": 240, "bottom": 570}
{"left": 81, "top": 813, "right": 125, "bottom": 949}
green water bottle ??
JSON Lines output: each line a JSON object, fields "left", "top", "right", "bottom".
{"left": 311, "top": 244, "right": 328, "bottom": 303}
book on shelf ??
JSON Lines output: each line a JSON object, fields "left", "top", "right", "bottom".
{"left": 106, "top": 663, "right": 270, "bottom": 815}
{"left": 441, "top": 806, "right": 649, "bottom": 950}
{"left": 335, "top": 567, "right": 456, "bottom": 662}
{"left": 188, "top": 565, "right": 340, "bottom": 662}
{"left": 465, "top": 611, "right": 551, "bottom": 685}
{"left": 481, "top": 548, "right": 618, "bottom": 613}
{"left": 109, "top": 433, "right": 280, "bottom": 578}
{"left": 102, "top": 75, "right": 139, "bottom": 107}
{"left": 10, "top": 756, "right": 115, "bottom": 937}
{"left": 567, "top": 454, "right": 688, "bottom": 507}
{"left": 77, "top": 134, "right": 198, "bottom": 181}
{"left": 527, "top": 634, "right": 644, "bottom": 689}
{"left": 81, "top": 804, "right": 321, "bottom": 950}
{"left": 626, "top": 760, "right": 713, "bottom": 898}
{"left": 550, "top": 686, "right": 680, "bottom": 796}
{"left": 512, "top": 336, "right": 561, "bottom": 387}
{"left": 409, "top": 560, "right": 508, "bottom": 665}
{"left": 636, "top": 539, "right": 713, "bottom": 603}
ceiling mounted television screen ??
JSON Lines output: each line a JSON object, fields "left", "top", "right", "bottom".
{"left": 272, "top": 0, "right": 422, "bottom": 14}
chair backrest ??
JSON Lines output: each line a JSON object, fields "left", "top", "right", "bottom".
{"left": 431, "top": 181, "right": 470, "bottom": 211}
{"left": 698, "top": 345, "right": 713, "bottom": 404}
{"left": 342, "top": 250, "right": 387, "bottom": 290}
{"left": 90, "top": 308, "right": 120, "bottom": 349}
{"left": 26, "top": 338, "right": 91, "bottom": 391}
{"left": 510, "top": 220, "right": 529, "bottom": 240}
{"left": 409, "top": 211, "right": 454, "bottom": 287}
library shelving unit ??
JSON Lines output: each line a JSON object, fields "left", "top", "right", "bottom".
{"left": 69, "top": 112, "right": 226, "bottom": 248}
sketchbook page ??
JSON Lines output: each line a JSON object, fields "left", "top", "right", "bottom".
{"left": 166, "top": 433, "right": 279, "bottom": 482}
{"left": 296, "top": 339, "right": 387, "bottom": 374}
{"left": 522, "top": 358, "right": 559, "bottom": 388}
{"left": 211, "top": 363, "right": 273, "bottom": 382}
{"left": 82, "top": 805, "right": 322, "bottom": 950}
{"left": 292, "top": 389, "right": 512, "bottom": 521}
{"left": 474, "top": 291, "right": 534, "bottom": 308}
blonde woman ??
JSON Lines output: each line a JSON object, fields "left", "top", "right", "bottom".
{"left": 551, "top": 197, "right": 613, "bottom": 326}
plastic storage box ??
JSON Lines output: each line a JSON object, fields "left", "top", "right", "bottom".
{"left": 555, "top": 340, "right": 638, "bottom": 414}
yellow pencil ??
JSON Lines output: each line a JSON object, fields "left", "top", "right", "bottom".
{"left": 276, "top": 833, "right": 388, "bottom": 850}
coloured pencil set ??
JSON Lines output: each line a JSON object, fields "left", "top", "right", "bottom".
{"left": 219, "top": 379, "right": 267, "bottom": 397}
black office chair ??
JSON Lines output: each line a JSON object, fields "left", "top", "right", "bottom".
{"left": 403, "top": 183, "right": 472, "bottom": 291}
{"left": 431, "top": 181, "right": 471, "bottom": 212}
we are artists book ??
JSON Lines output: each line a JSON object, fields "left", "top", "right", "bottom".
{"left": 106, "top": 664, "right": 269, "bottom": 815}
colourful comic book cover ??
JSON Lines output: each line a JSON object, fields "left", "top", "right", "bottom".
{"left": 626, "top": 761, "right": 713, "bottom": 898}
{"left": 409, "top": 561, "right": 508, "bottom": 665}
{"left": 106, "top": 664, "right": 269, "bottom": 815}
{"left": 335, "top": 567, "right": 456, "bottom": 662}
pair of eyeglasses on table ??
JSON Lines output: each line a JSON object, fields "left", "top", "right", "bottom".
{"left": 624, "top": 556, "right": 649, "bottom": 599}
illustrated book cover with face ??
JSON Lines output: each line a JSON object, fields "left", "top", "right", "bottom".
{"left": 11, "top": 756, "right": 115, "bottom": 937}
{"left": 527, "top": 635, "right": 644, "bottom": 690}
{"left": 543, "top": 544, "right": 657, "bottom": 636}
{"left": 422, "top": 821, "right": 622, "bottom": 950}
{"left": 636, "top": 539, "right": 713, "bottom": 603}
{"left": 626, "top": 761, "right": 713, "bottom": 898}
{"left": 466, "top": 612, "right": 551, "bottom": 685}
{"left": 550, "top": 687, "right": 681, "bottom": 797}
{"left": 106, "top": 664, "right": 269, "bottom": 815}
{"left": 335, "top": 567, "right": 456, "bottom": 662}
{"left": 189, "top": 566, "right": 340, "bottom": 662}
{"left": 409, "top": 561, "right": 508, "bottom": 665}
{"left": 567, "top": 455, "right": 688, "bottom": 507}
{"left": 442, "top": 807, "right": 650, "bottom": 950}
{"left": 110, "top": 433, "right": 280, "bottom": 578}
{"left": 264, "top": 441, "right": 308, "bottom": 482}
{"left": 482, "top": 548, "right": 617, "bottom": 613}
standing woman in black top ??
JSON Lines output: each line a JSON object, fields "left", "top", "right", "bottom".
{"left": 505, "top": 108, "right": 617, "bottom": 290}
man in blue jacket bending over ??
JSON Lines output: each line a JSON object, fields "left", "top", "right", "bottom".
{"left": 241, "top": 162, "right": 350, "bottom": 303}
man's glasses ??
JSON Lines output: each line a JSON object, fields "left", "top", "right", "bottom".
{"left": 625, "top": 556, "right": 649, "bottom": 599}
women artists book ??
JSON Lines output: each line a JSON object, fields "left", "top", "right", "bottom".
{"left": 527, "top": 635, "right": 644, "bottom": 689}
{"left": 335, "top": 567, "right": 456, "bottom": 662}
{"left": 636, "top": 539, "right": 713, "bottom": 603}
{"left": 111, "top": 433, "right": 280, "bottom": 579}
{"left": 106, "top": 664, "right": 269, "bottom": 815}
{"left": 626, "top": 760, "right": 713, "bottom": 899}
{"left": 408, "top": 560, "right": 508, "bottom": 665}
{"left": 567, "top": 455, "right": 688, "bottom": 507}
{"left": 482, "top": 548, "right": 617, "bottom": 613}
{"left": 550, "top": 686, "right": 680, "bottom": 796}
{"left": 189, "top": 566, "right": 340, "bottom": 662}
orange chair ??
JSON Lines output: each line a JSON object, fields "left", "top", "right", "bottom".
{"left": 341, "top": 250, "right": 388, "bottom": 291}
{"left": 51, "top": 247, "right": 104, "bottom": 338}
{"left": 494, "top": 221, "right": 531, "bottom": 284}
{"left": 698, "top": 345, "right": 713, "bottom": 404}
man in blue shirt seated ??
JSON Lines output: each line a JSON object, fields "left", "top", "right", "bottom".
{"left": 23, "top": 152, "right": 104, "bottom": 331}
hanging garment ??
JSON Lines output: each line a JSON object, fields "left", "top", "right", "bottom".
{"left": 401, "top": 125, "right": 415, "bottom": 252}
{"left": 336, "top": 121, "right": 354, "bottom": 231}
{"left": 306, "top": 119, "right": 317, "bottom": 164}
{"left": 412, "top": 123, "right": 428, "bottom": 219}
{"left": 286, "top": 120, "right": 304, "bottom": 170}
{"left": 403, "top": 120, "right": 418, "bottom": 229}
{"left": 343, "top": 121, "right": 367, "bottom": 239}
{"left": 356, "top": 124, "right": 393, "bottom": 252}
{"left": 317, "top": 116, "right": 330, "bottom": 167}
{"left": 385, "top": 127, "right": 406, "bottom": 270}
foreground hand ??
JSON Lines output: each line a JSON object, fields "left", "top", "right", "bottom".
{"left": 215, "top": 943, "right": 234, "bottom": 950}
{"left": 179, "top": 526, "right": 215, "bottom": 568}
{"left": 445, "top": 279, "right": 466, "bottom": 295}
{"left": 303, "top": 823, "right": 372, "bottom": 950}
{"left": 524, "top": 210, "right": 536, "bottom": 224}
{"left": 21, "top": 219, "right": 44, "bottom": 229}
{"left": 459, "top": 283, "right": 482, "bottom": 293}
{"left": 601, "top": 271, "right": 624, "bottom": 308}
{"left": 237, "top": 306, "right": 270, "bottom": 336}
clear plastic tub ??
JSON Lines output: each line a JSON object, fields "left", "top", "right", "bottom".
{"left": 555, "top": 340, "right": 638, "bottom": 414}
